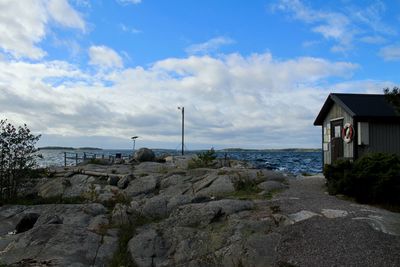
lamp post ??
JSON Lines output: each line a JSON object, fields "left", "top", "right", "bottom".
{"left": 177, "top": 106, "right": 184, "bottom": 155}
{"left": 131, "top": 136, "right": 138, "bottom": 155}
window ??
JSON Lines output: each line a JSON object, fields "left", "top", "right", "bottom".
{"left": 334, "top": 126, "right": 341, "bottom": 138}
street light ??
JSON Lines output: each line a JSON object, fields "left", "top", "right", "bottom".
{"left": 131, "top": 136, "right": 139, "bottom": 154}
{"left": 177, "top": 107, "right": 184, "bottom": 155}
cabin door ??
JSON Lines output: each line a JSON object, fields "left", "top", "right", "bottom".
{"left": 331, "top": 119, "right": 343, "bottom": 162}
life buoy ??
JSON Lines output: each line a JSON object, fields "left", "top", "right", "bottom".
{"left": 342, "top": 123, "right": 354, "bottom": 143}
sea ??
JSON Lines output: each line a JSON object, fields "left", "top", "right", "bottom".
{"left": 36, "top": 148, "right": 322, "bottom": 175}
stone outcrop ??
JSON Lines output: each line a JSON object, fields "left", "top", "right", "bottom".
{"left": 1, "top": 156, "right": 292, "bottom": 266}
{"left": 134, "top": 148, "right": 156, "bottom": 162}
{"left": 0, "top": 203, "right": 116, "bottom": 266}
{"left": 2, "top": 161, "right": 400, "bottom": 266}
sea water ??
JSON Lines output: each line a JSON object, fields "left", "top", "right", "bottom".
{"left": 36, "top": 149, "right": 322, "bottom": 175}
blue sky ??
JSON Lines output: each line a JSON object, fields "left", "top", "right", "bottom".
{"left": 0, "top": 0, "right": 399, "bottom": 149}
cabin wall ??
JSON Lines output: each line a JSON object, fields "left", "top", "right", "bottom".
{"left": 322, "top": 103, "right": 354, "bottom": 165}
{"left": 357, "top": 122, "right": 400, "bottom": 158}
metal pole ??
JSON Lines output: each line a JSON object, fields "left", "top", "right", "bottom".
{"left": 177, "top": 107, "right": 185, "bottom": 155}
{"left": 131, "top": 136, "right": 138, "bottom": 156}
{"left": 181, "top": 107, "right": 184, "bottom": 155}
{"left": 64, "top": 152, "right": 67, "bottom": 167}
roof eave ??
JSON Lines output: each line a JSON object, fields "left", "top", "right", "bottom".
{"left": 330, "top": 94, "right": 356, "bottom": 117}
{"left": 314, "top": 93, "right": 359, "bottom": 126}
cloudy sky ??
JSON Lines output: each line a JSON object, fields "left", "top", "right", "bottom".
{"left": 1, "top": 0, "right": 399, "bottom": 150}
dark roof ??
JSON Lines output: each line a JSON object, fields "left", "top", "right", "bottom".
{"left": 314, "top": 93, "right": 400, "bottom": 125}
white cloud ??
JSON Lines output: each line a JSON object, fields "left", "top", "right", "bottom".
{"left": 273, "top": 0, "right": 353, "bottom": 51}
{"left": 48, "top": 0, "right": 85, "bottom": 31}
{"left": 0, "top": 0, "right": 85, "bottom": 59}
{"left": 273, "top": 0, "right": 394, "bottom": 52}
{"left": 379, "top": 45, "right": 400, "bottom": 61}
{"left": 186, "top": 37, "right": 235, "bottom": 55}
{"left": 116, "top": 0, "right": 142, "bottom": 5}
{"left": 0, "top": 52, "right": 369, "bottom": 149}
{"left": 360, "top": 36, "right": 386, "bottom": 44}
{"left": 0, "top": 1, "right": 48, "bottom": 59}
{"left": 349, "top": 1, "right": 395, "bottom": 36}
{"left": 89, "top": 46, "right": 123, "bottom": 68}
{"left": 120, "top": 24, "right": 141, "bottom": 34}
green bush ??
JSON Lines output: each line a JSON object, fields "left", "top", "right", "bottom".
{"left": 0, "top": 119, "right": 41, "bottom": 202}
{"left": 324, "top": 153, "right": 400, "bottom": 204}
{"left": 323, "top": 159, "right": 354, "bottom": 195}
{"left": 188, "top": 148, "right": 217, "bottom": 169}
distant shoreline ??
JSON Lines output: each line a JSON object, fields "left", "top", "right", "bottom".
{"left": 37, "top": 147, "right": 320, "bottom": 153}
{"left": 38, "top": 146, "right": 103, "bottom": 151}
{"left": 219, "top": 148, "right": 321, "bottom": 152}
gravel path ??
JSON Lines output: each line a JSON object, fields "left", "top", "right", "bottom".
{"left": 271, "top": 175, "right": 400, "bottom": 267}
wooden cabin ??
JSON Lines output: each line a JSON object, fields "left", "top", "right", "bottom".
{"left": 314, "top": 93, "right": 400, "bottom": 165}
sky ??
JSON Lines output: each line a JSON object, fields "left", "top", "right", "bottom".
{"left": 1, "top": 0, "right": 399, "bottom": 150}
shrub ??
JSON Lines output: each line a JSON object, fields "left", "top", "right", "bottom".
{"left": 232, "top": 173, "right": 258, "bottom": 192}
{"left": 324, "top": 153, "right": 400, "bottom": 204}
{"left": 0, "top": 120, "right": 40, "bottom": 202}
{"left": 352, "top": 153, "right": 400, "bottom": 204}
{"left": 188, "top": 148, "right": 217, "bottom": 169}
{"left": 323, "top": 159, "right": 354, "bottom": 195}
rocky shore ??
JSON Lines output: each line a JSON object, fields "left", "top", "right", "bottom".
{"left": 0, "top": 151, "right": 399, "bottom": 266}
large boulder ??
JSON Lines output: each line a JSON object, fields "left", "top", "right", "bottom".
{"left": 135, "top": 148, "right": 156, "bottom": 162}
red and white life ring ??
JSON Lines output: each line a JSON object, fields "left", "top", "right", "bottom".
{"left": 342, "top": 123, "right": 354, "bottom": 143}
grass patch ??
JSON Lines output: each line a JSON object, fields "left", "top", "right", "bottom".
{"left": 217, "top": 170, "right": 228, "bottom": 175}
{"left": 220, "top": 172, "right": 265, "bottom": 200}
{"left": 157, "top": 166, "right": 169, "bottom": 174}
{"left": 264, "top": 189, "right": 284, "bottom": 200}
{"left": 224, "top": 190, "right": 262, "bottom": 200}
{"left": 108, "top": 223, "right": 137, "bottom": 267}
{"left": 232, "top": 173, "right": 260, "bottom": 192}
{"left": 102, "top": 192, "right": 132, "bottom": 209}
{"left": 109, "top": 215, "right": 155, "bottom": 267}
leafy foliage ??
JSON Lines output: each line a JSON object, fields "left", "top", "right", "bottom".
{"left": 324, "top": 153, "right": 400, "bottom": 204}
{"left": 384, "top": 87, "right": 400, "bottom": 113}
{"left": 0, "top": 120, "right": 41, "bottom": 202}
{"left": 188, "top": 148, "right": 217, "bottom": 168}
